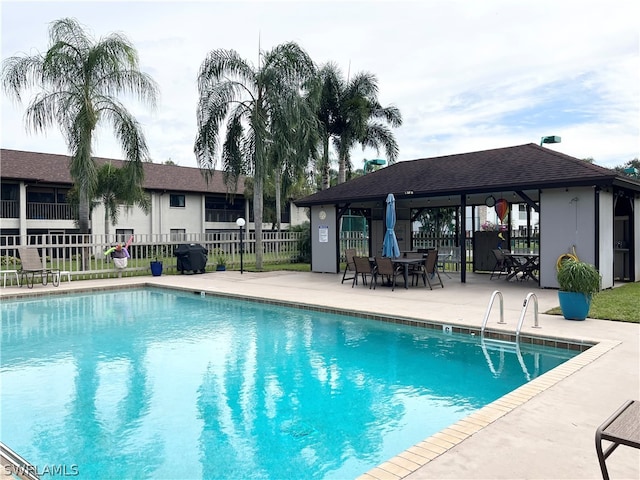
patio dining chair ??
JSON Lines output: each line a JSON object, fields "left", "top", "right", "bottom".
{"left": 490, "top": 248, "right": 513, "bottom": 280}
{"left": 341, "top": 249, "right": 357, "bottom": 284}
{"left": 423, "top": 249, "right": 444, "bottom": 289}
{"left": 352, "top": 256, "right": 374, "bottom": 288}
{"left": 436, "top": 246, "right": 461, "bottom": 279}
{"left": 372, "top": 256, "right": 402, "bottom": 291}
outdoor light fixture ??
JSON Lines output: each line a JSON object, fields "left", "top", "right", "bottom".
{"left": 540, "top": 135, "right": 561, "bottom": 146}
{"left": 363, "top": 158, "right": 386, "bottom": 174}
{"left": 236, "top": 217, "right": 246, "bottom": 274}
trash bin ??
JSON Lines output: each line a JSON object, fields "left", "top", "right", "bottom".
{"left": 174, "top": 244, "right": 208, "bottom": 274}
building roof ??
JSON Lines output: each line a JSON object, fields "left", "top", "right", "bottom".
{"left": 296, "top": 144, "right": 638, "bottom": 207}
{"left": 0, "top": 148, "right": 245, "bottom": 195}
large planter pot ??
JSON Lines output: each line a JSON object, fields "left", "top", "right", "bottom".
{"left": 216, "top": 265, "right": 226, "bottom": 271}
{"left": 150, "top": 261, "right": 163, "bottom": 277}
{"left": 558, "top": 291, "right": 591, "bottom": 320}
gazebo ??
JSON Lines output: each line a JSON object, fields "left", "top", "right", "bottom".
{"left": 295, "top": 144, "right": 640, "bottom": 289}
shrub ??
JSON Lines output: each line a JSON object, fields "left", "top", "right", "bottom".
{"left": 557, "top": 259, "right": 601, "bottom": 296}
{"left": 290, "top": 222, "right": 311, "bottom": 263}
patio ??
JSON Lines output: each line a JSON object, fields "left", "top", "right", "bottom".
{"left": 1, "top": 271, "right": 638, "bottom": 479}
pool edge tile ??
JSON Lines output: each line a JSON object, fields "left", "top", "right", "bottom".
{"left": 358, "top": 337, "right": 619, "bottom": 480}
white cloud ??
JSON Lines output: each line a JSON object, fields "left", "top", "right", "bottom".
{"left": 1, "top": 0, "right": 638, "bottom": 170}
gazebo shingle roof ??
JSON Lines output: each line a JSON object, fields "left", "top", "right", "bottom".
{"left": 296, "top": 143, "right": 627, "bottom": 206}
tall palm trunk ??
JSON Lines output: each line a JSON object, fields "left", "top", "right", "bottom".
{"left": 253, "top": 175, "right": 264, "bottom": 270}
{"left": 104, "top": 198, "right": 111, "bottom": 237}
{"left": 322, "top": 139, "right": 330, "bottom": 190}
{"left": 338, "top": 153, "right": 347, "bottom": 184}
{"left": 78, "top": 190, "right": 92, "bottom": 270}
{"left": 78, "top": 190, "right": 91, "bottom": 234}
{"left": 274, "top": 171, "right": 282, "bottom": 233}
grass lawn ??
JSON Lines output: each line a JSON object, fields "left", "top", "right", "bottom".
{"left": 546, "top": 282, "right": 640, "bottom": 323}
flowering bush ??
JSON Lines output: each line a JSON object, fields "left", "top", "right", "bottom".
{"left": 480, "top": 221, "right": 499, "bottom": 231}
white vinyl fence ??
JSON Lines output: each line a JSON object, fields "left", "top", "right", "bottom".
{"left": 1, "top": 228, "right": 537, "bottom": 284}
{"left": 0, "top": 231, "right": 303, "bottom": 282}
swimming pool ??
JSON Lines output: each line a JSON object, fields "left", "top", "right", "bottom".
{"left": 1, "top": 288, "right": 579, "bottom": 479}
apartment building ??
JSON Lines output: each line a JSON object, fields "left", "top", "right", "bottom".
{"left": 0, "top": 149, "right": 262, "bottom": 241}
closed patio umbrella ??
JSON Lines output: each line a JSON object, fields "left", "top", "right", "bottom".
{"left": 382, "top": 193, "right": 400, "bottom": 258}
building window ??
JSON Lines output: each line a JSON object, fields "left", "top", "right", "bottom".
{"left": 170, "top": 194, "right": 185, "bottom": 208}
{"left": 170, "top": 229, "right": 186, "bottom": 241}
{"left": 1, "top": 183, "right": 19, "bottom": 201}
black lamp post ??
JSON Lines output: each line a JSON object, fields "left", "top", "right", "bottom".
{"left": 236, "top": 217, "right": 246, "bottom": 274}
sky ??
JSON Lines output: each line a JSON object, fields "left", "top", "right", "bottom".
{"left": 1, "top": 0, "right": 638, "bottom": 170}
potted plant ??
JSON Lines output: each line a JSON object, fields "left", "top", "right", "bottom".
{"left": 556, "top": 259, "right": 601, "bottom": 320}
{"left": 215, "top": 249, "right": 227, "bottom": 271}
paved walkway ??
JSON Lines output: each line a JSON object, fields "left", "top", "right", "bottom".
{"left": 2, "top": 271, "right": 638, "bottom": 479}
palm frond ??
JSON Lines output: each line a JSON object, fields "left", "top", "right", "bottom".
{"left": 361, "top": 122, "right": 399, "bottom": 162}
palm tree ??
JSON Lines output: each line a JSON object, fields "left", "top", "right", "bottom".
{"left": 94, "top": 163, "right": 150, "bottom": 236}
{"left": 1, "top": 18, "right": 158, "bottom": 236}
{"left": 194, "top": 42, "right": 315, "bottom": 270}
{"left": 267, "top": 91, "right": 319, "bottom": 232}
{"left": 336, "top": 71, "right": 403, "bottom": 183}
{"left": 311, "top": 63, "right": 342, "bottom": 190}
{"left": 66, "top": 163, "right": 151, "bottom": 241}
{"left": 313, "top": 63, "right": 403, "bottom": 186}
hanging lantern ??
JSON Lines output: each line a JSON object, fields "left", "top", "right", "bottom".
{"left": 495, "top": 199, "right": 509, "bottom": 223}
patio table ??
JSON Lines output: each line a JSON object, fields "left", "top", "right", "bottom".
{"left": 392, "top": 257, "right": 425, "bottom": 289}
{"left": 505, "top": 253, "right": 540, "bottom": 282}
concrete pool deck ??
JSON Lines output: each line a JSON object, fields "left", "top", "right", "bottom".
{"left": 2, "top": 271, "right": 638, "bottom": 479}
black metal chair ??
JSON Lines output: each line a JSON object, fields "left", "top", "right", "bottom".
{"left": 423, "top": 250, "right": 444, "bottom": 289}
{"left": 352, "top": 256, "right": 374, "bottom": 288}
{"left": 341, "top": 249, "right": 357, "bottom": 284}
{"left": 490, "top": 248, "right": 512, "bottom": 280}
{"left": 372, "top": 256, "right": 402, "bottom": 291}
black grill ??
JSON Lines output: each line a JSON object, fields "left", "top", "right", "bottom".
{"left": 174, "top": 244, "right": 208, "bottom": 274}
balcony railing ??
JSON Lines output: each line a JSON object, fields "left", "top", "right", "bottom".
{"left": 1, "top": 200, "right": 18, "bottom": 218}
{"left": 205, "top": 209, "right": 243, "bottom": 223}
{"left": 26, "top": 202, "right": 75, "bottom": 220}
{"left": 205, "top": 209, "right": 290, "bottom": 224}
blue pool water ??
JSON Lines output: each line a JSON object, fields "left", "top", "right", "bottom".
{"left": 1, "top": 288, "right": 578, "bottom": 479}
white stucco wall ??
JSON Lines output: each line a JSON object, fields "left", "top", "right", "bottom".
{"left": 92, "top": 191, "right": 204, "bottom": 237}
{"left": 289, "top": 203, "right": 309, "bottom": 226}
{"left": 162, "top": 193, "right": 203, "bottom": 233}
{"left": 540, "top": 186, "right": 612, "bottom": 289}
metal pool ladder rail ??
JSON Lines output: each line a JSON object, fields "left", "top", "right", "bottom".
{"left": 481, "top": 290, "right": 506, "bottom": 335}
{"left": 0, "top": 441, "right": 40, "bottom": 480}
{"left": 516, "top": 292, "right": 541, "bottom": 340}
{"left": 480, "top": 291, "right": 542, "bottom": 381}
{"left": 481, "top": 290, "right": 541, "bottom": 338}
